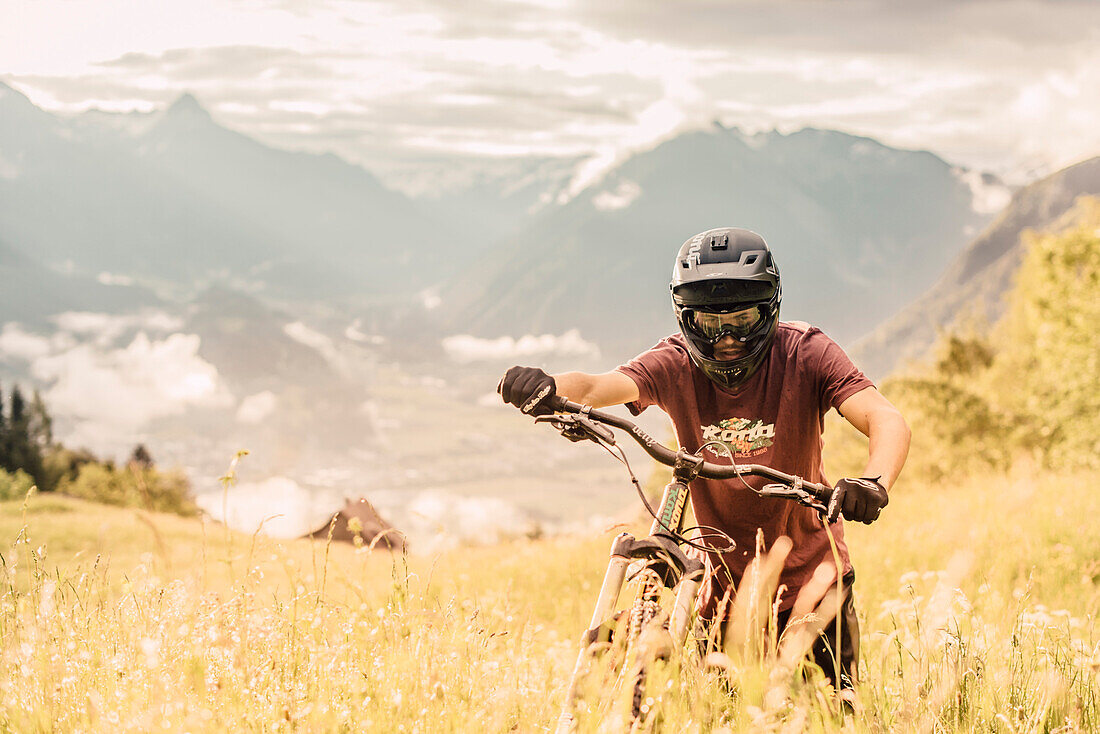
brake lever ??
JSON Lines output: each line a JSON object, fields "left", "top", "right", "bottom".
{"left": 534, "top": 414, "right": 616, "bottom": 445}
{"left": 759, "top": 483, "right": 828, "bottom": 516}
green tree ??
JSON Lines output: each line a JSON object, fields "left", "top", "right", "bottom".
{"left": 987, "top": 197, "right": 1100, "bottom": 468}
{"left": 935, "top": 333, "right": 995, "bottom": 378}
{"left": 8, "top": 383, "right": 24, "bottom": 425}
{"left": 880, "top": 375, "right": 1015, "bottom": 482}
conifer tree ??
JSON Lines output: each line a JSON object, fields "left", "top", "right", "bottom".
{"left": 9, "top": 384, "right": 24, "bottom": 426}
{"left": 27, "top": 390, "right": 53, "bottom": 450}
{"left": 5, "top": 385, "right": 43, "bottom": 486}
{"left": 129, "top": 444, "right": 154, "bottom": 470}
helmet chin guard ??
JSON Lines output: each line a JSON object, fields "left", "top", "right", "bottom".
{"left": 670, "top": 228, "right": 781, "bottom": 391}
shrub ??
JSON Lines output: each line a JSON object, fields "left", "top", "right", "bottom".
{"left": 855, "top": 197, "right": 1100, "bottom": 483}
{"left": 0, "top": 467, "right": 35, "bottom": 502}
{"left": 61, "top": 462, "right": 198, "bottom": 516}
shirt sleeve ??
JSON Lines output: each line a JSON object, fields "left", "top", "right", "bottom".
{"left": 805, "top": 330, "right": 875, "bottom": 414}
{"left": 614, "top": 338, "right": 679, "bottom": 416}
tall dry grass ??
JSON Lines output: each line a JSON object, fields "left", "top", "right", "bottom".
{"left": 2, "top": 464, "right": 1098, "bottom": 732}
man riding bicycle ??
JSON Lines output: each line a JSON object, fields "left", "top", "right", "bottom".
{"left": 498, "top": 227, "right": 911, "bottom": 694}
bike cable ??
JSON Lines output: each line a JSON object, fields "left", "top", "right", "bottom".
{"left": 595, "top": 437, "right": 736, "bottom": 554}
{"left": 697, "top": 440, "right": 762, "bottom": 495}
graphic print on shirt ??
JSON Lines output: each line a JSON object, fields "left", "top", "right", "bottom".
{"left": 700, "top": 417, "right": 775, "bottom": 458}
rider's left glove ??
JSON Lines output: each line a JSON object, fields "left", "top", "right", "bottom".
{"left": 497, "top": 366, "right": 557, "bottom": 416}
{"left": 827, "top": 477, "right": 888, "bottom": 525}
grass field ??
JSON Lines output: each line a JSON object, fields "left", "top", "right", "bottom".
{"left": 2, "top": 465, "right": 1099, "bottom": 732}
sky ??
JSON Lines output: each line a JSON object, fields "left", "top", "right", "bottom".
{"left": 3, "top": 0, "right": 1100, "bottom": 183}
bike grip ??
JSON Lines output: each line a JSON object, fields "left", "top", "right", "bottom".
{"left": 811, "top": 483, "right": 834, "bottom": 504}
{"left": 548, "top": 395, "right": 571, "bottom": 412}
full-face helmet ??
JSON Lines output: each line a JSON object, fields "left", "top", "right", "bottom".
{"left": 670, "top": 227, "right": 781, "bottom": 390}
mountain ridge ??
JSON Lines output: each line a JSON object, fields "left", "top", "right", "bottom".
{"left": 441, "top": 122, "right": 1000, "bottom": 356}
{"left": 0, "top": 87, "right": 452, "bottom": 301}
{"left": 850, "top": 155, "right": 1100, "bottom": 378}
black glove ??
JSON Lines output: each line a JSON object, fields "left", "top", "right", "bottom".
{"left": 827, "top": 477, "right": 888, "bottom": 524}
{"left": 497, "top": 366, "right": 557, "bottom": 416}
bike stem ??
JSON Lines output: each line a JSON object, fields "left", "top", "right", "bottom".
{"left": 649, "top": 449, "right": 704, "bottom": 537}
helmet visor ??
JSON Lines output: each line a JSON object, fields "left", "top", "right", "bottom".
{"left": 673, "top": 279, "right": 775, "bottom": 308}
{"left": 687, "top": 306, "right": 764, "bottom": 343}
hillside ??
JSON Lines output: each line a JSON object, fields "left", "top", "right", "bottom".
{"left": 852, "top": 156, "right": 1100, "bottom": 378}
{"left": 0, "top": 236, "right": 158, "bottom": 326}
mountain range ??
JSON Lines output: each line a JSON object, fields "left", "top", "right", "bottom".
{"left": 2, "top": 83, "right": 1002, "bottom": 351}
{"left": 0, "top": 85, "right": 449, "bottom": 304}
{"left": 441, "top": 124, "right": 1002, "bottom": 352}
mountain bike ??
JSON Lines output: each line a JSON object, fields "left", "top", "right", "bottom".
{"left": 536, "top": 397, "right": 837, "bottom": 734}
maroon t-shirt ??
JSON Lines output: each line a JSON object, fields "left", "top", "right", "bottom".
{"left": 616, "top": 322, "right": 873, "bottom": 612}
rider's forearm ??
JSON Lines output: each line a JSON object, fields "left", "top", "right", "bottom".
{"left": 552, "top": 371, "right": 639, "bottom": 408}
{"left": 860, "top": 411, "right": 911, "bottom": 491}
{"left": 553, "top": 372, "right": 610, "bottom": 407}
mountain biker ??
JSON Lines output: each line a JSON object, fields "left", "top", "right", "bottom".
{"left": 498, "top": 227, "right": 911, "bottom": 695}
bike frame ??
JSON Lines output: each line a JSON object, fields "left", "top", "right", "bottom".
{"left": 556, "top": 453, "right": 708, "bottom": 733}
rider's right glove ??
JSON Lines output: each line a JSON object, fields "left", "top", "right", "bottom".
{"left": 827, "top": 477, "right": 888, "bottom": 525}
{"left": 497, "top": 366, "right": 557, "bottom": 416}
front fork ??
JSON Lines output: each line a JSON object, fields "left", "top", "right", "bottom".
{"left": 555, "top": 471, "right": 705, "bottom": 733}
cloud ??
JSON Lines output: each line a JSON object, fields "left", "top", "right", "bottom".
{"left": 0, "top": 324, "right": 70, "bottom": 362}
{"left": 574, "top": 1, "right": 1100, "bottom": 55}
{"left": 195, "top": 476, "right": 334, "bottom": 538}
{"left": 96, "top": 272, "right": 135, "bottom": 286}
{"left": 236, "top": 390, "right": 277, "bottom": 424}
{"left": 29, "top": 332, "right": 232, "bottom": 454}
{"left": 51, "top": 310, "right": 184, "bottom": 345}
{"left": 94, "top": 46, "right": 323, "bottom": 79}
{"left": 344, "top": 319, "right": 385, "bottom": 345}
{"left": 4, "top": 0, "right": 1099, "bottom": 180}
{"left": 282, "top": 321, "right": 351, "bottom": 373}
{"left": 371, "top": 488, "right": 535, "bottom": 551}
{"left": 592, "top": 179, "right": 642, "bottom": 211}
{"left": 441, "top": 329, "right": 599, "bottom": 363}
{"left": 420, "top": 290, "right": 441, "bottom": 310}
{"left": 954, "top": 169, "right": 1013, "bottom": 216}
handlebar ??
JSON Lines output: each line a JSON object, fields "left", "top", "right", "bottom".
{"left": 542, "top": 396, "right": 834, "bottom": 508}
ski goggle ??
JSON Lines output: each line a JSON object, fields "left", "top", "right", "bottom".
{"left": 687, "top": 306, "right": 764, "bottom": 343}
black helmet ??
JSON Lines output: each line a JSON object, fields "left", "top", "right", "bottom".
{"left": 670, "top": 227, "right": 781, "bottom": 390}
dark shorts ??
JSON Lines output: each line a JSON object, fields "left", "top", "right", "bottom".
{"left": 776, "top": 570, "right": 860, "bottom": 689}
{"left": 701, "top": 570, "right": 860, "bottom": 690}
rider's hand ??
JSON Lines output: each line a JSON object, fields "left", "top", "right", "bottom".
{"left": 497, "top": 366, "right": 557, "bottom": 416}
{"left": 827, "top": 477, "right": 888, "bottom": 524}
